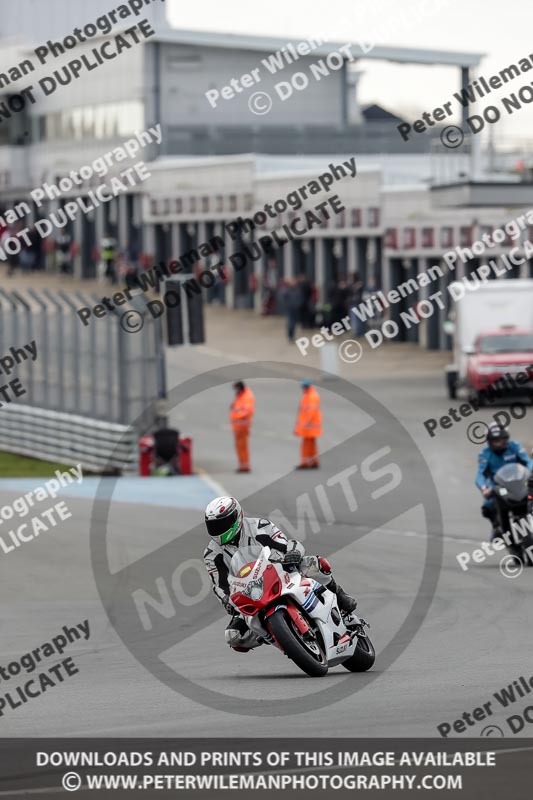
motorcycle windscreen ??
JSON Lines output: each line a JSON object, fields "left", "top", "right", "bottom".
{"left": 229, "top": 544, "right": 263, "bottom": 578}
{"left": 494, "top": 463, "right": 530, "bottom": 502}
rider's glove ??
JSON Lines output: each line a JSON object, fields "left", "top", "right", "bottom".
{"left": 282, "top": 550, "right": 302, "bottom": 568}
{"left": 221, "top": 594, "right": 234, "bottom": 614}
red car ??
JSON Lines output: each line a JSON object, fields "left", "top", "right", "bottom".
{"left": 465, "top": 327, "right": 533, "bottom": 403}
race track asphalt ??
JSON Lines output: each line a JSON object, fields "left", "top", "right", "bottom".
{"left": 2, "top": 312, "right": 533, "bottom": 744}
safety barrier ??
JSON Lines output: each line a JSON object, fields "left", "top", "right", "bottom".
{"left": 0, "top": 288, "right": 167, "bottom": 471}
{"left": 0, "top": 404, "right": 136, "bottom": 473}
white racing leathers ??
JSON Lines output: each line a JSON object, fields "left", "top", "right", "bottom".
{"left": 203, "top": 517, "right": 330, "bottom": 645}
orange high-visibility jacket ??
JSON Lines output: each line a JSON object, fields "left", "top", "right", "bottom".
{"left": 230, "top": 387, "right": 255, "bottom": 431}
{"left": 295, "top": 386, "right": 322, "bottom": 438}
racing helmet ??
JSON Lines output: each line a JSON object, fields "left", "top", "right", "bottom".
{"left": 487, "top": 424, "right": 510, "bottom": 453}
{"left": 205, "top": 496, "right": 243, "bottom": 545}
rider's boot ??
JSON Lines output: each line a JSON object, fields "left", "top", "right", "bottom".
{"left": 328, "top": 577, "right": 357, "bottom": 613}
{"left": 491, "top": 525, "right": 503, "bottom": 542}
{"left": 225, "top": 615, "right": 262, "bottom": 652}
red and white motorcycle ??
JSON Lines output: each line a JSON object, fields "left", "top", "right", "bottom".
{"left": 228, "top": 545, "right": 375, "bottom": 677}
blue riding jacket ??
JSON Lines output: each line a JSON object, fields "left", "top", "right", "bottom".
{"left": 476, "top": 440, "right": 533, "bottom": 493}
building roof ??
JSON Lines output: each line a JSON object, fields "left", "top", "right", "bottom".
{"left": 148, "top": 153, "right": 380, "bottom": 179}
{"left": 153, "top": 28, "right": 484, "bottom": 68}
{"left": 362, "top": 104, "right": 405, "bottom": 123}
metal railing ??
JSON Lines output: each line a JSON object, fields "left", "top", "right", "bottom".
{"left": 0, "top": 288, "right": 166, "bottom": 471}
{"left": 0, "top": 405, "right": 137, "bottom": 472}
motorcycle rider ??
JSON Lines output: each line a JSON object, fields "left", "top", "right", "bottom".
{"left": 203, "top": 496, "right": 358, "bottom": 651}
{"left": 476, "top": 424, "right": 533, "bottom": 538}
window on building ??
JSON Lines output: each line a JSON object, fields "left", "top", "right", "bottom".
{"left": 459, "top": 226, "right": 472, "bottom": 247}
{"left": 384, "top": 228, "right": 397, "bottom": 249}
{"left": 351, "top": 208, "right": 361, "bottom": 227}
{"left": 83, "top": 106, "right": 94, "bottom": 138}
{"left": 117, "top": 102, "right": 143, "bottom": 137}
{"left": 421, "top": 227, "right": 434, "bottom": 247}
{"left": 94, "top": 105, "right": 107, "bottom": 139}
{"left": 368, "top": 208, "right": 380, "bottom": 227}
{"left": 36, "top": 101, "right": 144, "bottom": 142}
{"left": 60, "top": 110, "right": 74, "bottom": 140}
{"left": 504, "top": 227, "right": 514, "bottom": 246}
{"left": 504, "top": 224, "right": 523, "bottom": 246}
{"left": 441, "top": 227, "right": 453, "bottom": 247}
{"left": 72, "top": 108, "right": 84, "bottom": 140}
{"left": 403, "top": 227, "right": 415, "bottom": 248}
{"left": 335, "top": 208, "right": 345, "bottom": 228}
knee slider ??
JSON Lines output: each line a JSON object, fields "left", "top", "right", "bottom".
{"left": 225, "top": 628, "right": 242, "bottom": 646}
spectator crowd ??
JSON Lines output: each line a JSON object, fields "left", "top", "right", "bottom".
{"left": 280, "top": 271, "right": 384, "bottom": 342}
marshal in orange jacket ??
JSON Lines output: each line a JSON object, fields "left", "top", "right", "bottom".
{"left": 230, "top": 386, "right": 255, "bottom": 431}
{"left": 295, "top": 385, "right": 322, "bottom": 438}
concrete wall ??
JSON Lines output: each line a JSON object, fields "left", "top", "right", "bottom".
{"left": 146, "top": 156, "right": 255, "bottom": 198}
{"left": 0, "top": 0, "right": 169, "bottom": 42}
{"left": 157, "top": 42, "right": 346, "bottom": 127}
{"left": 27, "top": 42, "right": 145, "bottom": 117}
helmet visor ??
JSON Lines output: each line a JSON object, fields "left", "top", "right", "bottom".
{"left": 490, "top": 436, "right": 508, "bottom": 452}
{"left": 206, "top": 511, "right": 240, "bottom": 544}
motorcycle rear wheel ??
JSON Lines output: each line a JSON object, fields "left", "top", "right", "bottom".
{"left": 341, "top": 634, "right": 375, "bottom": 672}
{"left": 519, "top": 536, "right": 533, "bottom": 566}
{"left": 268, "top": 609, "right": 328, "bottom": 677}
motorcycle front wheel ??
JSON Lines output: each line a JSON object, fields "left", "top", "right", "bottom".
{"left": 267, "top": 608, "right": 328, "bottom": 677}
{"left": 341, "top": 633, "right": 376, "bottom": 672}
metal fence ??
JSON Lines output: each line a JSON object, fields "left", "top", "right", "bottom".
{"left": 0, "top": 288, "right": 167, "bottom": 471}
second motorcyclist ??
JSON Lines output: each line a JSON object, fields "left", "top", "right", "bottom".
{"left": 476, "top": 424, "right": 533, "bottom": 539}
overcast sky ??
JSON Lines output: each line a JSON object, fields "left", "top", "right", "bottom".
{"left": 167, "top": 0, "right": 533, "bottom": 147}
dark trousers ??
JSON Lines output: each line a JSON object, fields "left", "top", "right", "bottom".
{"left": 286, "top": 309, "right": 297, "bottom": 341}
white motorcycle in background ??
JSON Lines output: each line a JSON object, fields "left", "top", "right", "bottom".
{"left": 228, "top": 545, "right": 375, "bottom": 677}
